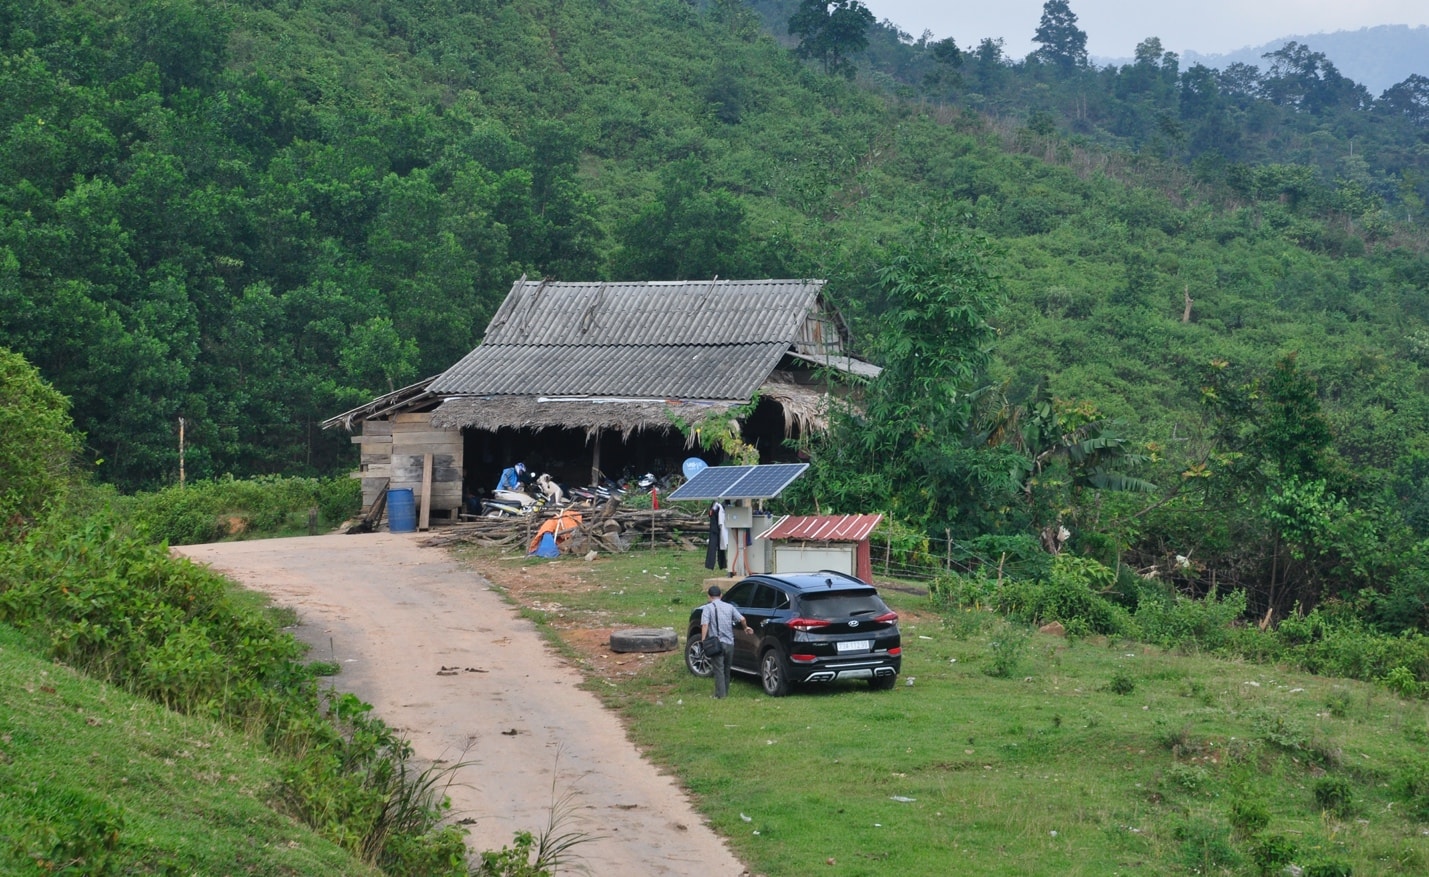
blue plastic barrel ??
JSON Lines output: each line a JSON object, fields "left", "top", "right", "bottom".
{"left": 388, "top": 488, "right": 416, "bottom": 533}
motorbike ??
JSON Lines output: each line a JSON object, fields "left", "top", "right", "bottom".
{"left": 480, "top": 487, "right": 547, "bottom": 518}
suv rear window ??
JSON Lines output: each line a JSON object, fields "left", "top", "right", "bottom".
{"left": 797, "top": 591, "right": 887, "bottom": 620}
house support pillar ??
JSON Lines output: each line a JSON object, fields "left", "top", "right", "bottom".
{"left": 590, "top": 430, "right": 602, "bottom": 487}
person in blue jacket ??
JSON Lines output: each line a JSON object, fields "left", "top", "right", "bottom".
{"left": 496, "top": 462, "right": 526, "bottom": 492}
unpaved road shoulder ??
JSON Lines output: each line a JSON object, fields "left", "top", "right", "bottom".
{"left": 174, "top": 532, "right": 746, "bottom": 876}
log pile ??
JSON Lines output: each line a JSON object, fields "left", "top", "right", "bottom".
{"left": 420, "top": 500, "right": 708, "bottom": 554}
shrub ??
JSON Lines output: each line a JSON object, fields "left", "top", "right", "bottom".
{"left": 1392, "top": 762, "right": 1429, "bottom": 821}
{"left": 984, "top": 622, "right": 1030, "bottom": 678}
{"left": 1249, "top": 833, "right": 1297, "bottom": 876}
{"left": 1249, "top": 707, "right": 1310, "bottom": 753}
{"left": 1378, "top": 665, "right": 1422, "bottom": 699}
{"left": 1134, "top": 587, "right": 1246, "bottom": 651}
{"left": 1287, "top": 618, "right": 1429, "bottom": 685}
{"left": 996, "top": 554, "right": 1132, "bottom": 636}
{"left": 1106, "top": 668, "right": 1136, "bottom": 695}
{"left": 928, "top": 569, "right": 999, "bottom": 609}
{"left": 870, "top": 516, "right": 937, "bottom": 577}
{"left": 116, "top": 475, "right": 362, "bottom": 545}
{"left": 1313, "top": 776, "right": 1354, "bottom": 818}
{"left": 1228, "top": 795, "right": 1271, "bottom": 838}
{"left": 1173, "top": 818, "right": 1239, "bottom": 872}
{"left": 955, "top": 533, "right": 1052, "bottom": 581}
{"left": 0, "top": 347, "right": 81, "bottom": 537}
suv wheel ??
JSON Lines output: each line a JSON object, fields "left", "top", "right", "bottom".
{"left": 760, "top": 647, "right": 790, "bottom": 697}
{"left": 870, "top": 674, "right": 897, "bottom": 691}
{"left": 684, "top": 635, "right": 714, "bottom": 678}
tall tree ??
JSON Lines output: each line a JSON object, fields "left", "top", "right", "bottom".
{"left": 1030, "top": 0, "right": 1088, "bottom": 70}
{"left": 788, "top": 0, "right": 875, "bottom": 79}
{"left": 804, "top": 210, "right": 1015, "bottom": 531}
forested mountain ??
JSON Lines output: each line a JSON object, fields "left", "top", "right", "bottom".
{"left": 1178, "top": 25, "right": 1429, "bottom": 98}
{"left": 4, "top": 0, "right": 1429, "bottom": 627}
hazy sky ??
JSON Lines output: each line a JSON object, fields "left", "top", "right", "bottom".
{"left": 860, "top": 0, "right": 1429, "bottom": 59}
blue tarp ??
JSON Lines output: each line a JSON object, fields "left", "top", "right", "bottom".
{"left": 530, "top": 532, "right": 560, "bottom": 558}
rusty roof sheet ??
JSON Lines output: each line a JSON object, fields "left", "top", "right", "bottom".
{"left": 764, "top": 514, "right": 884, "bottom": 543}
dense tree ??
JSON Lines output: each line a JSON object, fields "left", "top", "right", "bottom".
{"left": 788, "top": 0, "right": 875, "bottom": 78}
{"left": 5, "top": 0, "right": 1429, "bottom": 636}
{"left": 804, "top": 211, "right": 1017, "bottom": 532}
{"left": 1378, "top": 74, "right": 1429, "bottom": 125}
{"left": 1260, "top": 42, "right": 1371, "bottom": 115}
{"left": 609, "top": 160, "right": 760, "bottom": 280}
{"left": 1029, "top": 0, "right": 1088, "bottom": 70}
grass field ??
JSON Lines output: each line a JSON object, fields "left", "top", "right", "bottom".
{"left": 0, "top": 625, "right": 378, "bottom": 875}
{"left": 462, "top": 544, "right": 1429, "bottom": 877}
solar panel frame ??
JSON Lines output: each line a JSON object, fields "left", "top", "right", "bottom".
{"left": 666, "top": 463, "right": 808, "bottom": 501}
{"left": 720, "top": 463, "right": 809, "bottom": 499}
{"left": 666, "top": 465, "right": 754, "bottom": 501}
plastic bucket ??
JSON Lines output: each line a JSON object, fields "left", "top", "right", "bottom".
{"left": 388, "top": 488, "right": 416, "bottom": 533}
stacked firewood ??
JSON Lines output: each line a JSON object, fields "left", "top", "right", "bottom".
{"left": 419, "top": 500, "right": 707, "bottom": 553}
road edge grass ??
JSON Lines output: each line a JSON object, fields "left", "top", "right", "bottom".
{"left": 0, "top": 623, "right": 381, "bottom": 875}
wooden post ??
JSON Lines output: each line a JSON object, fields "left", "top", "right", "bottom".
{"left": 590, "top": 430, "right": 602, "bottom": 486}
{"left": 178, "top": 417, "right": 186, "bottom": 486}
{"left": 419, "top": 453, "right": 433, "bottom": 531}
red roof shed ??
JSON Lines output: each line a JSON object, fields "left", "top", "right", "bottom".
{"left": 764, "top": 514, "right": 883, "bottom": 583}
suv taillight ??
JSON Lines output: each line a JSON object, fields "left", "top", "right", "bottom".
{"left": 788, "top": 617, "right": 831, "bottom": 631}
{"left": 873, "top": 611, "right": 898, "bottom": 623}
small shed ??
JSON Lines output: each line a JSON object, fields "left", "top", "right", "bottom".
{"left": 764, "top": 514, "right": 884, "bottom": 583}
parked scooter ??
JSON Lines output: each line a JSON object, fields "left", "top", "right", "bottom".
{"left": 481, "top": 487, "right": 545, "bottom": 518}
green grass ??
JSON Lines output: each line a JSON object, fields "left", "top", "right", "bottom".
{"left": 463, "top": 545, "right": 1429, "bottom": 877}
{"left": 0, "top": 624, "right": 379, "bottom": 876}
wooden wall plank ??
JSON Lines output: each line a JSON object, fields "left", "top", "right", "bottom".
{"left": 389, "top": 430, "right": 460, "bottom": 446}
{"left": 391, "top": 468, "right": 460, "bottom": 484}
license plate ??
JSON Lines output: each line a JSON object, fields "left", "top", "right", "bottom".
{"left": 837, "top": 640, "right": 871, "bottom": 653}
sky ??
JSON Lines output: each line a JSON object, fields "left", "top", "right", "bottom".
{"left": 859, "top": 0, "right": 1429, "bottom": 60}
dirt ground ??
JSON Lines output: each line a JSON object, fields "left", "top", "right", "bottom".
{"left": 174, "top": 532, "right": 748, "bottom": 877}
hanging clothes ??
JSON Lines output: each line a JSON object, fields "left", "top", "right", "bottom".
{"left": 704, "top": 501, "right": 728, "bottom": 571}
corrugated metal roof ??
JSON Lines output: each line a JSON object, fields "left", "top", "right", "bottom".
{"left": 765, "top": 514, "right": 884, "bottom": 543}
{"left": 482, "top": 278, "right": 823, "bottom": 346}
{"left": 429, "top": 396, "right": 736, "bottom": 437}
{"left": 429, "top": 342, "right": 788, "bottom": 398}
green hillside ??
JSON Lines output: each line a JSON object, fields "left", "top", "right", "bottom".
{"left": 4, "top": 0, "right": 1429, "bottom": 627}
{"left": 0, "top": 624, "right": 381, "bottom": 874}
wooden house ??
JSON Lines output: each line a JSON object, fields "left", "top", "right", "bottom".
{"left": 322, "top": 277, "right": 879, "bottom": 524}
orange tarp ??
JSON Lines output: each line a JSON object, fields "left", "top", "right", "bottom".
{"left": 528, "top": 510, "right": 584, "bottom": 554}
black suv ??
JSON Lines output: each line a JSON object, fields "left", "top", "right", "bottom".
{"left": 685, "top": 571, "right": 901, "bottom": 696}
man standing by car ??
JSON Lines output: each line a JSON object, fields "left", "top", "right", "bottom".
{"left": 701, "top": 585, "right": 752, "bottom": 699}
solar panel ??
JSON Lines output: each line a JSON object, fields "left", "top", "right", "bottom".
{"left": 666, "top": 463, "right": 808, "bottom": 501}
{"left": 667, "top": 465, "right": 754, "bottom": 501}
{"left": 721, "top": 463, "right": 809, "bottom": 499}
